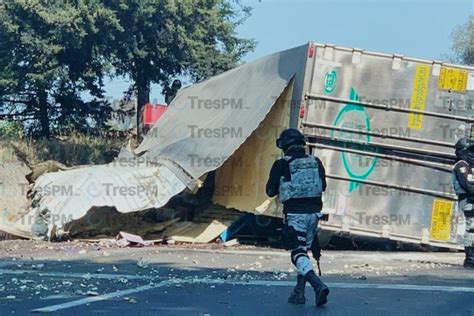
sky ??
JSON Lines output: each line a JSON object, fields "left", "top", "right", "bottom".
{"left": 103, "top": 0, "right": 474, "bottom": 102}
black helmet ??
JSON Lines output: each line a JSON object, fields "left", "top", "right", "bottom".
{"left": 276, "top": 128, "right": 305, "bottom": 150}
{"left": 455, "top": 137, "right": 474, "bottom": 161}
{"left": 455, "top": 137, "right": 473, "bottom": 151}
{"left": 171, "top": 79, "right": 182, "bottom": 89}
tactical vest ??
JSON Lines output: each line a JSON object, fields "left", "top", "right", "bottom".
{"left": 453, "top": 160, "right": 474, "bottom": 197}
{"left": 279, "top": 155, "right": 323, "bottom": 202}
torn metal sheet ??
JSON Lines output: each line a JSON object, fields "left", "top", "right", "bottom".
{"left": 136, "top": 44, "right": 308, "bottom": 179}
{"left": 21, "top": 45, "right": 309, "bottom": 239}
{"left": 24, "top": 159, "right": 197, "bottom": 238}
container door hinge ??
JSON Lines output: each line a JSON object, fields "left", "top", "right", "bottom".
{"left": 392, "top": 54, "right": 403, "bottom": 70}
{"left": 324, "top": 44, "right": 335, "bottom": 61}
{"left": 432, "top": 61, "right": 442, "bottom": 76}
{"left": 352, "top": 49, "right": 362, "bottom": 64}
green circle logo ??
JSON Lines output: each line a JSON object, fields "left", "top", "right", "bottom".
{"left": 324, "top": 70, "right": 337, "bottom": 94}
{"left": 331, "top": 88, "right": 378, "bottom": 193}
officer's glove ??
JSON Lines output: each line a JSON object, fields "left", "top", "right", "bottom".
{"left": 311, "top": 233, "right": 322, "bottom": 261}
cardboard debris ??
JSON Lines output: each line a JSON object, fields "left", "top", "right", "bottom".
{"left": 116, "top": 231, "right": 151, "bottom": 247}
{"left": 223, "top": 239, "right": 239, "bottom": 247}
{"left": 163, "top": 208, "right": 241, "bottom": 244}
{"left": 255, "top": 197, "right": 283, "bottom": 217}
{"left": 165, "top": 221, "right": 229, "bottom": 244}
{"left": 213, "top": 84, "right": 291, "bottom": 218}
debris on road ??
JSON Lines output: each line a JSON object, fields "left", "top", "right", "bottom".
{"left": 1, "top": 43, "right": 470, "bottom": 253}
{"left": 223, "top": 239, "right": 239, "bottom": 247}
{"left": 116, "top": 232, "right": 150, "bottom": 247}
{"left": 136, "top": 258, "right": 150, "bottom": 268}
{"left": 162, "top": 208, "right": 242, "bottom": 244}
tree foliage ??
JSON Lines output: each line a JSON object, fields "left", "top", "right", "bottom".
{"left": 0, "top": 0, "right": 255, "bottom": 138}
{"left": 450, "top": 15, "right": 474, "bottom": 65}
{"left": 102, "top": 0, "right": 256, "bottom": 138}
{"left": 0, "top": 0, "right": 122, "bottom": 137}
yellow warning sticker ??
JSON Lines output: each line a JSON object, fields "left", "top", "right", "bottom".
{"left": 430, "top": 199, "right": 453, "bottom": 241}
{"left": 438, "top": 67, "right": 468, "bottom": 93}
{"left": 408, "top": 64, "right": 431, "bottom": 129}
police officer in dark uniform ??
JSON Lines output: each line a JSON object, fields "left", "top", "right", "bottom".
{"left": 266, "top": 128, "right": 330, "bottom": 306}
{"left": 164, "top": 79, "right": 182, "bottom": 105}
{"left": 452, "top": 137, "right": 474, "bottom": 268}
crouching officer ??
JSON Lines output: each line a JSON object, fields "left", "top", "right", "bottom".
{"left": 453, "top": 137, "right": 474, "bottom": 268}
{"left": 266, "top": 128, "right": 330, "bottom": 306}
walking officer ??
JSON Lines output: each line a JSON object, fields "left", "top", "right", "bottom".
{"left": 266, "top": 128, "right": 330, "bottom": 306}
{"left": 452, "top": 137, "right": 474, "bottom": 268}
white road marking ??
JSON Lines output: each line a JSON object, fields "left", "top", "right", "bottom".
{"left": 31, "top": 280, "right": 177, "bottom": 313}
{"left": 0, "top": 269, "right": 152, "bottom": 281}
{"left": 218, "top": 279, "right": 474, "bottom": 293}
{"left": 30, "top": 276, "right": 474, "bottom": 313}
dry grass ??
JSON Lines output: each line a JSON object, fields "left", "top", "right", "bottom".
{"left": 0, "top": 132, "right": 127, "bottom": 167}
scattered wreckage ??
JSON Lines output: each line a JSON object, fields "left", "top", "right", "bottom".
{"left": 2, "top": 42, "right": 474, "bottom": 249}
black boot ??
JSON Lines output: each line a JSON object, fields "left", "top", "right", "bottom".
{"left": 305, "top": 270, "right": 329, "bottom": 307}
{"left": 288, "top": 274, "right": 306, "bottom": 304}
{"left": 464, "top": 247, "right": 474, "bottom": 268}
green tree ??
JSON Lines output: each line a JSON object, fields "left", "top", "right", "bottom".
{"left": 0, "top": 0, "right": 121, "bottom": 137}
{"left": 103, "top": 0, "right": 256, "bottom": 139}
{"left": 450, "top": 15, "right": 474, "bottom": 65}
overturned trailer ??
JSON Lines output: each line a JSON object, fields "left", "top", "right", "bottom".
{"left": 25, "top": 42, "right": 474, "bottom": 248}
{"left": 299, "top": 44, "right": 473, "bottom": 249}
